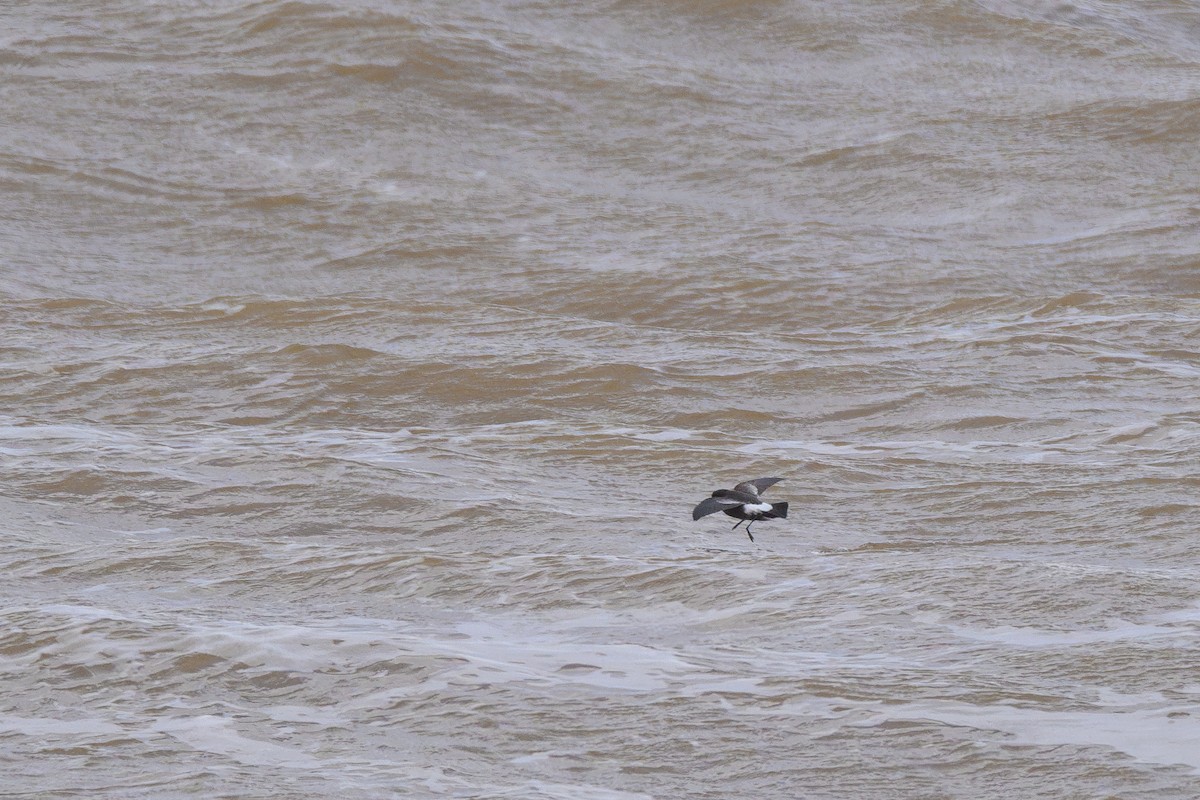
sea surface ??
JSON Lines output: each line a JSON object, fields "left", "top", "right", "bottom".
{"left": 4, "top": 1, "right": 1200, "bottom": 797}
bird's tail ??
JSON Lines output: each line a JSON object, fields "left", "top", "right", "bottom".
{"left": 769, "top": 502, "right": 788, "bottom": 519}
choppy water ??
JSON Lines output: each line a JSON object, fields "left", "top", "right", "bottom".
{"left": 5, "top": 1, "right": 1200, "bottom": 797}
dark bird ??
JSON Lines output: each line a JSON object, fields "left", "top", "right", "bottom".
{"left": 692, "top": 478, "right": 788, "bottom": 542}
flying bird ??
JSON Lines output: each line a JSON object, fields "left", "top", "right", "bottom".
{"left": 692, "top": 478, "right": 788, "bottom": 542}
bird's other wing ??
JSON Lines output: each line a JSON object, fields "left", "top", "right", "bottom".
{"left": 734, "top": 477, "right": 783, "bottom": 496}
{"left": 715, "top": 489, "right": 761, "bottom": 503}
{"left": 692, "top": 496, "right": 744, "bottom": 520}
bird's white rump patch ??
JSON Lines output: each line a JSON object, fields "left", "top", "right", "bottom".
{"left": 744, "top": 502, "right": 772, "bottom": 514}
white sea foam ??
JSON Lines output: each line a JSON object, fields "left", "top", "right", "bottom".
{"left": 881, "top": 699, "right": 1200, "bottom": 773}
{"left": 154, "top": 714, "right": 322, "bottom": 769}
{"left": 946, "top": 622, "right": 1184, "bottom": 647}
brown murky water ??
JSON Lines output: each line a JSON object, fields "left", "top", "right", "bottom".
{"left": 5, "top": 1, "right": 1200, "bottom": 797}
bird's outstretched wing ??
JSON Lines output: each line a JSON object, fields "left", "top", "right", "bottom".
{"left": 734, "top": 477, "right": 783, "bottom": 497}
{"left": 692, "top": 496, "right": 744, "bottom": 520}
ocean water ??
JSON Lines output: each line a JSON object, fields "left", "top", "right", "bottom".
{"left": 4, "top": 1, "right": 1200, "bottom": 797}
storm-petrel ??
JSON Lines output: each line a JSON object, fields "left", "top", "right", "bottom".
{"left": 692, "top": 478, "right": 788, "bottom": 542}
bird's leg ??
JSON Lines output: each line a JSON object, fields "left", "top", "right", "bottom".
{"left": 746, "top": 520, "right": 755, "bottom": 542}
{"left": 731, "top": 519, "right": 744, "bottom": 530}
